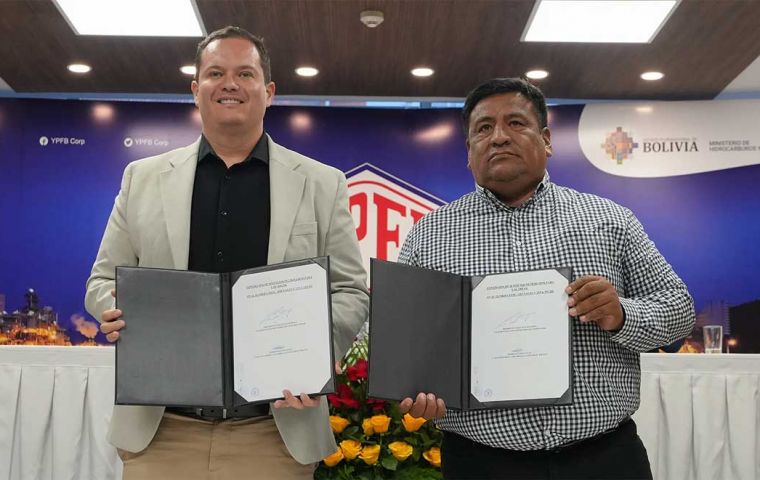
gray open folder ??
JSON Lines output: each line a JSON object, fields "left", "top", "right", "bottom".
{"left": 115, "top": 257, "right": 335, "bottom": 408}
{"left": 368, "top": 259, "right": 573, "bottom": 410}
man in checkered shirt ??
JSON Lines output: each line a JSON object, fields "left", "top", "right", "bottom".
{"left": 398, "top": 78, "right": 695, "bottom": 479}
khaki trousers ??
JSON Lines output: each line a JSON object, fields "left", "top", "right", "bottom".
{"left": 118, "top": 413, "right": 316, "bottom": 480}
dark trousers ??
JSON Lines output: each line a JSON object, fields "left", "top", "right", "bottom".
{"left": 441, "top": 419, "right": 653, "bottom": 480}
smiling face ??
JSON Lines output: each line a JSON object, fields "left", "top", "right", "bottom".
{"left": 191, "top": 37, "right": 275, "bottom": 138}
{"left": 466, "top": 91, "right": 552, "bottom": 206}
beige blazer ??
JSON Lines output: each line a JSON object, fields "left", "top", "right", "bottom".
{"left": 85, "top": 136, "right": 369, "bottom": 464}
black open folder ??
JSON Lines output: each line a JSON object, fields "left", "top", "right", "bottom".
{"left": 368, "top": 259, "right": 573, "bottom": 410}
{"left": 115, "top": 257, "right": 335, "bottom": 408}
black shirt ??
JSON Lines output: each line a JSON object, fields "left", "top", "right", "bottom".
{"left": 188, "top": 134, "right": 270, "bottom": 273}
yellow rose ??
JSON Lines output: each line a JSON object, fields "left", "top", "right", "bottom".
{"left": 339, "top": 439, "right": 362, "bottom": 460}
{"left": 401, "top": 413, "right": 427, "bottom": 432}
{"left": 362, "top": 418, "right": 374, "bottom": 436}
{"left": 388, "top": 441, "right": 414, "bottom": 462}
{"left": 369, "top": 414, "right": 391, "bottom": 434}
{"left": 329, "top": 415, "right": 350, "bottom": 433}
{"left": 423, "top": 447, "right": 441, "bottom": 468}
{"left": 359, "top": 444, "right": 381, "bottom": 465}
{"left": 323, "top": 447, "right": 344, "bottom": 467}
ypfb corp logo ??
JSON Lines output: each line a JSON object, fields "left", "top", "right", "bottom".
{"left": 346, "top": 163, "right": 445, "bottom": 274}
{"left": 37, "top": 135, "right": 85, "bottom": 147}
{"left": 601, "top": 127, "right": 638, "bottom": 165}
{"left": 123, "top": 136, "right": 169, "bottom": 148}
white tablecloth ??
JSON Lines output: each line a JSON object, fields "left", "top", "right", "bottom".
{"left": 0, "top": 346, "right": 121, "bottom": 480}
{"left": 1, "top": 348, "right": 758, "bottom": 480}
{"left": 635, "top": 353, "right": 760, "bottom": 480}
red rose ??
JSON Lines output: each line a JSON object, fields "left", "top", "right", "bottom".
{"left": 346, "top": 359, "right": 369, "bottom": 381}
{"left": 367, "top": 397, "right": 387, "bottom": 412}
{"left": 328, "top": 383, "right": 361, "bottom": 409}
{"left": 337, "top": 383, "right": 354, "bottom": 398}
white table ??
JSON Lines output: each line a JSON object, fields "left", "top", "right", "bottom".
{"left": 635, "top": 353, "right": 760, "bottom": 480}
{"left": 1, "top": 348, "right": 758, "bottom": 480}
{"left": 0, "top": 346, "right": 121, "bottom": 480}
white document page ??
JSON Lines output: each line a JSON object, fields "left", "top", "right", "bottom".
{"left": 470, "top": 269, "right": 569, "bottom": 403}
{"left": 232, "top": 263, "right": 332, "bottom": 402}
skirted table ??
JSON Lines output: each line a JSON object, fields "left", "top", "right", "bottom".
{"left": 0, "top": 346, "right": 121, "bottom": 480}
{"left": 634, "top": 353, "right": 760, "bottom": 480}
{"left": 0, "top": 347, "right": 758, "bottom": 480}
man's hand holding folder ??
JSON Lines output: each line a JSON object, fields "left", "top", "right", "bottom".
{"left": 99, "top": 289, "right": 123, "bottom": 342}
{"left": 400, "top": 392, "right": 447, "bottom": 420}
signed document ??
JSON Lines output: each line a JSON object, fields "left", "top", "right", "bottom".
{"left": 232, "top": 263, "right": 332, "bottom": 403}
{"left": 369, "top": 259, "right": 572, "bottom": 410}
{"left": 115, "top": 257, "right": 334, "bottom": 408}
{"left": 470, "top": 269, "right": 570, "bottom": 405}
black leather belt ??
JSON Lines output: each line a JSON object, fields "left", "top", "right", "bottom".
{"left": 167, "top": 403, "right": 270, "bottom": 420}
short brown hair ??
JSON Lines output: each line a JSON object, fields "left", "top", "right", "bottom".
{"left": 194, "top": 26, "right": 271, "bottom": 83}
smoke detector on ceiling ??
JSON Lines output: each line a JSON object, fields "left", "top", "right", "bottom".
{"left": 360, "top": 10, "right": 384, "bottom": 28}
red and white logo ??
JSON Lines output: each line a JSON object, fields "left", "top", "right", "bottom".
{"left": 346, "top": 163, "right": 446, "bottom": 275}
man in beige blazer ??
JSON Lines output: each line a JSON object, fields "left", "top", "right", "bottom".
{"left": 85, "top": 26, "right": 368, "bottom": 479}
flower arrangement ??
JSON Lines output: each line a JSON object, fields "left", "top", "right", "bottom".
{"left": 314, "top": 337, "right": 443, "bottom": 480}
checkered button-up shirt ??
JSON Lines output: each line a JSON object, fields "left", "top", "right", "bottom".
{"left": 398, "top": 174, "right": 695, "bottom": 450}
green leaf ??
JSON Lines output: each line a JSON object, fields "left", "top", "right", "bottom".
{"left": 336, "top": 465, "right": 355, "bottom": 480}
{"left": 393, "top": 464, "right": 443, "bottom": 480}
{"left": 381, "top": 456, "right": 399, "bottom": 471}
{"left": 313, "top": 465, "right": 328, "bottom": 480}
{"left": 412, "top": 448, "right": 421, "bottom": 462}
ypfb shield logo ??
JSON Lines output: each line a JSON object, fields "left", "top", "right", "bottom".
{"left": 346, "top": 163, "right": 446, "bottom": 274}
{"left": 602, "top": 127, "right": 639, "bottom": 164}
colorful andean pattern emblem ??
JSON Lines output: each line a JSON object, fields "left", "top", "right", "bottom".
{"left": 345, "top": 163, "right": 445, "bottom": 275}
{"left": 602, "top": 127, "right": 639, "bottom": 164}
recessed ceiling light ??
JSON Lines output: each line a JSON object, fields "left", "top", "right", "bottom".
{"left": 53, "top": 0, "right": 205, "bottom": 36}
{"left": 523, "top": 0, "right": 679, "bottom": 43}
{"left": 641, "top": 71, "right": 665, "bottom": 81}
{"left": 180, "top": 65, "right": 196, "bottom": 76}
{"left": 360, "top": 10, "right": 384, "bottom": 28}
{"left": 411, "top": 67, "right": 434, "bottom": 77}
{"left": 526, "top": 70, "right": 549, "bottom": 80}
{"left": 295, "top": 67, "right": 319, "bottom": 77}
{"left": 67, "top": 63, "right": 91, "bottom": 74}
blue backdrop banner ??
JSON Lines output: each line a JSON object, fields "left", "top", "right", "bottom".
{"left": 0, "top": 98, "right": 758, "bottom": 350}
